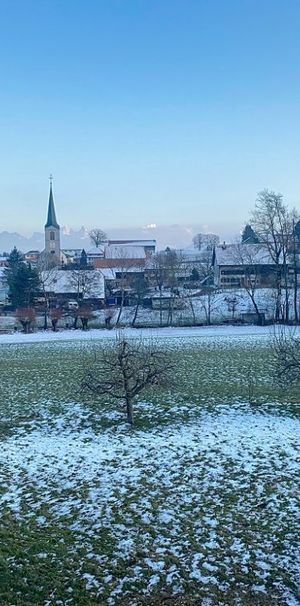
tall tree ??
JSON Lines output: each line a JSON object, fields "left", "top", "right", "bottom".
{"left": 5, "top": 248, "right": 40, "bottom": 308}
{"left": 131, "top": 274, "right": 148, "bottom": 327}
{"left": 112, "top": 249, "right": 144, "bottom": 326}
{"left": 251, "top": 190, "right": 295, "bottom": 322}
{"left": 231, "top": 242, "right": 265, "bottom": 322}
{"left": 193, "top": 233, "right": 219, "bottom": 251}
{"left": 80, "top": 249, "right": 88, "bottom": 269}
{"left": 151, "top": 249, "right": 182, "bottom": 326}
{"left": 36, "top": 252, "right": 58, "bottom": 329}
{"left": 89, "top": 228, "right": 107, "bottom": 248}
{"left": 241, "top": 224, "right": 259, "bottom": 244}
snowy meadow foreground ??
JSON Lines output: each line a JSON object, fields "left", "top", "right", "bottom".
{"left": 0, "top": 327, "right": 299, "bottom": 606}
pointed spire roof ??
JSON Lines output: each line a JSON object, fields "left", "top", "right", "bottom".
{"left": 45, "top": 179, "right": 60, "bottom": 229}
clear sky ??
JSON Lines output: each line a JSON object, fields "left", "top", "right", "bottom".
{"left": 1, "top": 0, "right": 300, "bottom": 235}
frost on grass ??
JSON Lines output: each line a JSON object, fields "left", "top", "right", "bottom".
{"left": 0, "top": 329, "right": 299, "bottom": 605}
{"left": 0, "top": 406, "right": 299, "bottom": 605}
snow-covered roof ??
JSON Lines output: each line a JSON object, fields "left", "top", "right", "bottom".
{"left": 96, "top": 268, "right": 116, "bottom": 279}
{"left": 104, "top": 245, "right": 146, "bottom": 260}
{"left": 214, "top": 244, "right": 279, "bottom": 266}
{"left": 61, "top": 248, "right": 83, "bottom": 256}
{"left": 41, "top": 269, "right": 105, "bottom": 298}
{"left": 87, "top": 246, "right": 105, "bottom": 257}
{"left": 108, "top": 239, "right": 156, "bottom": 247}
{"left": 96, "top": 266, "right": 144, "bottom": 278}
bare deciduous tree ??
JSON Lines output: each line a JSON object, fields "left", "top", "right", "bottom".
{"left": 49, "top": 307, "right": 62, "bottom": 332}
{"left": 68, "top": 269, "right": 100, "bottom": 301}
{"left": 193, "top": 234, "right": 203, "bottom": 251}
{"left": 110, "top": 248, "right": 144, "bottom": 326}
{"left": 66, "top": 269, "right": 100, "bottom": 328}
{"left": 15, "top": 307, "right": 36, "bottom": 333}
{"left": 37, "top": 253, "right": 59, "bottom": 329}
{"left": 131, "top": 275, "right": 148, "bottom": 327}
{"left": 272, "top": 327, "right": 300, "bottom": 384}
{"left": 199, "top": 288, "right": 221, "bottom": 325}
{"left": 77, "top": 305, "right": 94, "bottom": 330}
{"left": 151, "top": 249, "right": 183, "bottom": 326}
{"left": 151, "top": 251, "right": 168, "bottom": 326}
{"left": 82, "top": 337, "right": 173, "bottom": 425}
{"left": 193, "top": 233, "right": 219, "bottom": 251}
{"left": 89, "top": 228, "right": 107, "bottom": 248}
{"left": 230, "top": 242, "right": 265, "bottom": 322}
{"left": 251, "top": 190, "right": 296, "bottom": 322}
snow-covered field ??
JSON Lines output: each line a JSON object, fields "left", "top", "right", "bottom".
{"left": 0, "top": 329, "right": 299, "bottom": 605}
{"left": 0, "top": 323, "right": 283, "bottom": 344}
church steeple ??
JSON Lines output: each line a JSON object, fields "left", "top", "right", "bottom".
{"left": 44, "top": 175, "right": 61, "bottom": 260}
{"left": 45, "top": 175, "right": 59, "bottom": 229}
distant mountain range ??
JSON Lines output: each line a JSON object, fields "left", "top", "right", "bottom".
{"left": 0, "top": 223, "right": 233, "bottom": 254}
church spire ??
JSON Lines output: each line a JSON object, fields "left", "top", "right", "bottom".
{"left": 45, "top": 175, "right": 59, "bottom": 229}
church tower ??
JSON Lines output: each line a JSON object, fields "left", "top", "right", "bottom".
{"left": 44, "top": 176, "right": 61, "bottom": 260}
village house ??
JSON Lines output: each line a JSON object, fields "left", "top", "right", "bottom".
{"left": 213, "top": 243, "right": 286, "bottom": 289}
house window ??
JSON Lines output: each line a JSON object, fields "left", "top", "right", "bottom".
{"left": 50, "top": 231, "right": 55, "bottom": 241}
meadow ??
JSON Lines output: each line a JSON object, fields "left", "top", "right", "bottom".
{"left": 0, "top": 328, "right": 299, "bottom": 606}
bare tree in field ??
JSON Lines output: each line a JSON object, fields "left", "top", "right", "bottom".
{"left": 67, "top": 269, "right": 101, "bottom": 328}
{"left": 82, "top": 336, "right": 173, "bottom": 425}
{"left": 49, "top": 307, "right": 62, "bottom": 332}
{"left": 15, "top": 308, "right": 36, "bottom": 333}
{"left": 89, "top": 228, "right": 107, "bottom": 248}
{"left": 182, "top": 245, "right": 215, "bottom": 325}
{"left": 131, "top": 274, "right": 148, "bottom": 327}
{"left": 199, "top": 288, "right": 221, "bottom": 325}
{"left": 112, "top": 248, "right": 144, "bottom": 326}
{"left": 164, "top": 249, "right": 183, "bottom": 326}
{"left": 37, "top": 253, "right": 58, "bottom": 329}
{"left": 251, "top": 190, "right": 297, "bottom": 322}
{"left": 77, "top": 305, "right": 94, "bottom": 330}
{"left": 272, "top": 326, "right": 300, "bottom": 384}
{"left": 151, "top": 249, "right": 183, "bottom": 326}
{"left": 151, "top": 251, "right": 168, "bottom": 326}
{"left": 230, "top": 242, "right": 265, "bottom": 321}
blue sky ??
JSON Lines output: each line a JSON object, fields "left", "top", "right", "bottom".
{"left": 1, "top": 0, "right": 300, "bottom": 236}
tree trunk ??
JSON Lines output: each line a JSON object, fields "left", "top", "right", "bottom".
{"left": 283, "top": 260, "right": 289, "bottom": 323}
{"left": 248, "top": 290, "right": 260, "bottom": 318}
{"left": 126, "top": 396, "right": 134, "bottom": 425}
{"left": 159, "top": 286, "right": 163, "bottom": 326}
{"left": 132, "top": 299, "right": 140, "bottom": 327}
{"left": 293, "top": 231, "right": 298, "bottom": 323}
{"left": 189, "top": 298, "right": 196, "bottom": 325}
{"left": 116, "top": 291, "right": 125, "bottom": 326}
{"left": 207, "top": 293, "right": 211, "bottom": 325}
{"left": 43, "top": 308, "right": 48, "bottom": 330}
{"left": 275, "top": 266, "right": 282, "bottom": 322}
{"left": 81, "top": 318, "right": 88, "bottom": 330}
{"left": 294, "top": 266, "right": 298, "bottom": 323}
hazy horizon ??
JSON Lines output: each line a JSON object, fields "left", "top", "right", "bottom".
{"left": 0, "top": 220, "right": 243, "bottom": 253}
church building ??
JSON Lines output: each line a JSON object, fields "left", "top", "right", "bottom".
{"left": 44, "top": 177, "right": 60, "bottom": 260}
